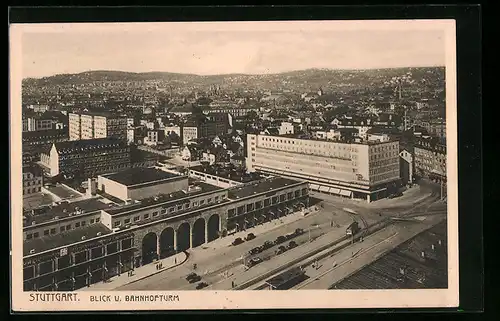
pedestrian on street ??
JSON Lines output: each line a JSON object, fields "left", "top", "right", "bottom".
{"left": 174, "top": 258, "right": 177, "bottom": 264}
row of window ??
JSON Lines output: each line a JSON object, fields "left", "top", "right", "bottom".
{"left": 371, "top": 144, "right": 398, "bottom": 153}
{"left": 370, "top": 151, "right": 399, "bottom": 160}
{"left": 370, "top": 164, "right": 399, "bottom": 175}
{"left": 25, "top": 217, "right": 101, "bottom": 240}
{"left": 23, "top": 186, "right": 42, "bottom": 194}
{"left": 371, "top": 159, "right": 399, "bottom": 167}
{"left": 371, "top": 172, "right": 400, "bottom": 183}
{"left": 227, "top": 189, "right": 306, "bottom": 218}
{"left": 260, "top": 137, "right": 360, "bottom": 152}
{"left": 23, "top": 179, "right": 42, "bottom": 187}
{"left": 113, "top": 194, "right": 226, "bottom": 228}
{"left": 257, "top": 151, "right": 353, "bottom": 166}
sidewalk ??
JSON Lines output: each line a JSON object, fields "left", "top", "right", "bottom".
{"left": 81, "top": 251, "right": 187, "bottom": 291}
{"left": 190, "top": 206, "right": 321, "bottom": 255}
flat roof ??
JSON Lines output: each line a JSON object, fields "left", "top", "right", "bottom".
{"left": 23, "top": 198, "right": 110, "bottom": 227}
{"left": 23, "top": 223, "right": 112, "bottom": 256}
{"left": 105, "top": 182, "right": 223, "bottom": 216}
{"left": 228, "top": 177, "right": 304, "bottom": 200}
{"left": 263, "top": 133, "right": 398, "bottom": 145}
{"left": 189, "top": 165, "right": 265, "bottom": 183}
{"left": 100, "top": 167, "right": 183, "bottom": 186}
{"left": 265, "top": 267, "right": 305, "bottom": 288}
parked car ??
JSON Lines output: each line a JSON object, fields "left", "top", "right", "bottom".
{"left": 247, "top": 257, "right": 263, "bottom": 267}
{"left": 188, "top": 274, "right": 201, "bottom": 283}
{"left": 295, "top": 228, "right": 305, "bottom": 235}
{"left": 186, "top": 272, "right": 198, "bottom": 281}
{"left": 245, "top": 233, "right": 256, "bottom": 241}
{"left": 276, "top": 245, "right": 288, "bottom": 255}
{"left": 262, "top": 241, "right": 274, "bottom": 250}
{"left": 275, "top": 235, "right": 287, "bottom": 245}
{"left": 232, "top": 237, "right": 244, "bottom": 246}
{"left": 248, "top": 248, "right": 258, "bottom": 255}
{"left": 288, "top": 241, "right": 298, "bottom": 249}
{"left": 196, "top": 282, "right": 209, "bottom": 289}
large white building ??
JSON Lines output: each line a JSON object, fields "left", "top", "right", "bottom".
{"left": 246, "top": 134, "right": 401, "bottom": 202}
{"left": 69, "top": 112, "right": 128, "bottom": 142}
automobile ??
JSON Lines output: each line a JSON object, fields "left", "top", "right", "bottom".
{"left": 232, "top": 237, "right": 244, "bottom": 246}
{"left": 262, "top": 241, "right": 274, "bottom": 250}
{"left": 275, "top": 235, "right": 287, "bottom": 245}
{"left": 245, "top": 233, "right": 256, "bottom": 241}
{"left": 196, "top": 282, "right": 209, "bottom": 290}
{"left": 295, "top": 228, "right": 305, "bottom": 235}
{"left": 248, "top": 247, "right": 260, "bottom": 255}
{"left": 247, "top": 257, "right": 263, "bottom": 267}
{"left": 188, "top": 274, "right": 201, "bottom": 283}
{"left": 288, "top": 241, "right": 298, "bottom": 249}
{"left": 186, "top": 272, "right": 198, "bottom": 281}
{"left": 276, "top": 245, "right": 288, "bottom": 255}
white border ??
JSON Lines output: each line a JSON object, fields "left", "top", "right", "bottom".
{"left": 10, "top": 19, "right": 458, "bottom": 311}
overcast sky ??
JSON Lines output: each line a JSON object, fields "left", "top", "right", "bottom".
{"left": 18, "top": 21, "right": 448, "bottom": 79}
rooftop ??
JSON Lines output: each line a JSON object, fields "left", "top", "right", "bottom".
{"left": 190, "top": 165, "right": 264, "bottom": 183}
{"left": 105, "top": 182, "right": 223, "bottom": 216}
{"left": 263, "top": 133, "right": 397, "bottom": 145}
{"left": 23, "top": 223, "right": 111, "bottom": 256}
{"left": 100, "top": 167, "right": 183, "bottom": 187}
{"left": 71, "top": 110, "right": 126, "bottom": 118}
{"left": 228, "top": 177, "right": 303, "bottom": 200}
{"left": 23, "top": 198, "right": 111, "bottom": 227}
{"left": 54, "top": 138, "right": 127, "bottom": 153}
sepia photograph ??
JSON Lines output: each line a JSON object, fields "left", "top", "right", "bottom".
{"left": 10, "top": 19, "right": 459, "bottom": 311}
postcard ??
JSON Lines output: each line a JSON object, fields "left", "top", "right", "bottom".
{"left": 10, "top": 19, "right": 458, "bottom": 311}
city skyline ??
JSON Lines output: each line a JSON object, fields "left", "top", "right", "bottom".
{"left": 18, "top": 21, "right": 447, "bottom": 79}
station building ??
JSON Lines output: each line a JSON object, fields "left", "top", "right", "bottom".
{"left": 246, "top": 133, "right": 401, "bottom": 202}
{"left": 22, "top": 172, "right": 309, "bottom": 291}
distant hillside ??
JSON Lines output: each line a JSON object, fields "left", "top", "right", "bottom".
{"left": 22, "top": 67, "right": 445, "bottom": 89}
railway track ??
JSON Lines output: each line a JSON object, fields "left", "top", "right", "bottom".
{"left": 247, "top": 193, "right": 444, "bottom": 290}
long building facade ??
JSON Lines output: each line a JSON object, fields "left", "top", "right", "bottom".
{"left": 22, "top": 176, "right": 309, "bottom": 291}
{"left": 246, "top": 134, "right": 401, "bottom": 202}
{"left": 40, "top": 138, "right": 131, "bottom": 178}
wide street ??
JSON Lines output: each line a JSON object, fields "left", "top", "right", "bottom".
{"left": 116, "top": 181, "right": 442, "bottom": 291}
